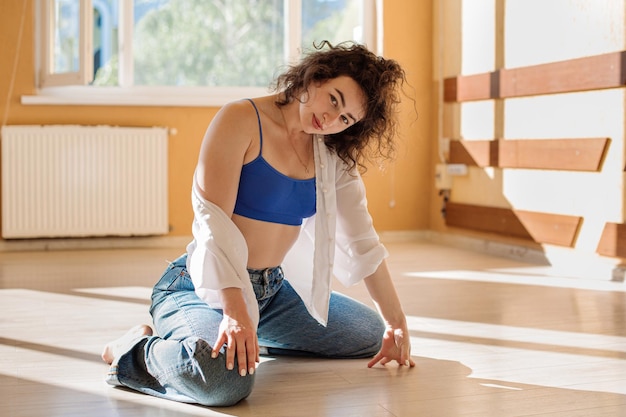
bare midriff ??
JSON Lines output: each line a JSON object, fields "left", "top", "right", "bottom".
{"left": 232, "top": 214, "right": 302, "bottom": 269}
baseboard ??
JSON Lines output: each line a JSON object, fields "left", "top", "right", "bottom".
{"left": 420, "top": 230, "right": 551, "bottom": 265}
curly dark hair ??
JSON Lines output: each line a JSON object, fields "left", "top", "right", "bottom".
{"left": 273, "top": 41, "right": 407, "bottom": 172}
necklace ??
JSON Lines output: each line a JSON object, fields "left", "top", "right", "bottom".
{"left": 289, "top": 136, "right": 311, "bottom": 174}
{"left": 280, "top": 107, "right": 312, "bottom": 174}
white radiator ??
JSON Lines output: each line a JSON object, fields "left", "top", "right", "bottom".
{"left": 1, "top": 125, "right": 169, "bottom": 239}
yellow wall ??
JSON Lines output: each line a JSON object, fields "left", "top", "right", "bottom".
{"left": 365, "top": 0, "right": 433, "bottom": 231}
{"left": 0, "top": 0, "right": 432, "bottom": 239}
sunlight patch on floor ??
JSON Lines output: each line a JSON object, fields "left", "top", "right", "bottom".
{"left": 479, "top": 383, "right": 523, "bottom": 390}
{"left": 405, "top": 268, "right": 626, "bottom": 292}
{"left": 74, "top": 286, "right": 154, "bottom": 299}
{"left": 406, "top": 316, "right": 626, "bottom": 352}
{"left": 407, "top": 315, "right": 626, "bottom": 395}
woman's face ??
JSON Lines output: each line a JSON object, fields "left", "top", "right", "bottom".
{"left": 299, "top": 76, "right": 366, "bottom": 135}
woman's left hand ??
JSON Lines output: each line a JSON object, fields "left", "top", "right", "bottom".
{"left": 362, "top": 260, "right": 415, "bottom": 369}
{"left": 367, "top": 325, "right": 415, "bottom": 368}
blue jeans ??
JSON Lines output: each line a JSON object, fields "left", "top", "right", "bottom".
{"left": 108, "top": 254, "right": 385, "bottom": 406}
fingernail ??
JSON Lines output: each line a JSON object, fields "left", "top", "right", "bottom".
{"left": 404, "top": 360, "right": 410, "bottom": 366}
{"left": 249, "top": 367, "right": 255, "bottom": 375}
{"left": 227, "top": 363, "right": 234, "bottom": 370}
{"left": 240, "top": 369, "right": 247, "bottom": 377}
{"left": 211, "top": 351, "right": 218, "bottom": 359}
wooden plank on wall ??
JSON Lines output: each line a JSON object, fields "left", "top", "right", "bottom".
{"left": 448, "top": 140, "right": 494, "bottom": 166}
{"left": 449, "top": 138, "right": 610, "bottom": 171}
{"left": 444, "top": 50, "right": 626, "bottom": 102}
{"left": 445, "top": 202, "right": 582, "bottom": 247}
{"left": 514, "top": 210, "right": 582, "bottom": 247}
{"left": 444, "top": 72, "right": 497, "bottom": 102}
{"left": 498, "top": 138, "right": 610, "bottom": 171}
{"left": 597, "top": 223, "right": 626, "bottom": 258}
{"left": 445, "top": 202, "right": 532, "bottom": 239}
{"left": 500, "top": 51, "right": 626, "bottom": 98}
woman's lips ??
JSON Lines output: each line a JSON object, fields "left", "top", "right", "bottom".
{"left": 312, "top": 115, "right": 322, "bottom": 130}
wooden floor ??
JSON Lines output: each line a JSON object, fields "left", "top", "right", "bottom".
{"left": 1, "top": 239, "right": 625, "bottom": 417}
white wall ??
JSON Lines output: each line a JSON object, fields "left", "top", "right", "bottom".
{"left": 439, "top": 0, "right": 626, "bottom": 274}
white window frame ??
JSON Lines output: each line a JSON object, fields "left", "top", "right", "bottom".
{"left": 37, "top": 0, "right": 94, "bottom": 88}
{"left": 25, "top": 0, "right": 381, "bottom": 107}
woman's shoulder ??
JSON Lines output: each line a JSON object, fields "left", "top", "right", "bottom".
{"left": 207, "top": 99, "right": 264, "bottom": 139}
{"left": 216, "top": 98, "right": 257, "bottom": 120}
{"left": 215, "top": 97, "right": 279, "bottom": 129}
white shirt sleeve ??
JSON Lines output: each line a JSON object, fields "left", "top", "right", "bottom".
{"left": 185, "top": 180, "right": 260, "bottom": 329}
{"left": 332, "top": 164, "right": 388, "bottom": 287}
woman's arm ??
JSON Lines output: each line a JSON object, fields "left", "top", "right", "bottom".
{"left": 332, "top": 161, "right": 413, "bottom": 367}
{"left": 194, "top": 100, "right": 260, "bottom": 376}
{"left": 364, "top": 259, "right": 416, "bottom": 368}
{"left": 194, "top": 100, "right": 255, "bottom": 213}
{"left": 213, "top": 287, "right": 259, "bottom": 377}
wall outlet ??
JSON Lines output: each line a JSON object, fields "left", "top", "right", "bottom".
{"left": 447, "top": 163, "right": 468, "bottom": 176}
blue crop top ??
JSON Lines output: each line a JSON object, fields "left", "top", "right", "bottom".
{"left": 232, "top": 99, "right": 316, "bottom": 226}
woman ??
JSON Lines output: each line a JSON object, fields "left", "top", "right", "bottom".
{"left": 102, "top": 41, "right": 415, "bottom": 407}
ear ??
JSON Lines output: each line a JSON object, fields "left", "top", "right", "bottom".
{"left": 299, "top": 89, "right": 309, "bottom": 103}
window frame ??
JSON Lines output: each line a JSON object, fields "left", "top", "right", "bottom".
{"left": 26, "top": 0, "right": 381, "bottom": 107}
{"left": 37, "top": 0, "right": 94, "bottom": 88}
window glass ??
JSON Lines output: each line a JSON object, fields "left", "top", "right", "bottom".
{"left": 52, "top": 0, "right": 81, "bottom": 73}
{"left": 92, "top": 0, "right": 119, "bottom": 85}
{"left": 301, "top": 0, "right": 363, "bottom": 49}
{"left": 39, "top": 0, "right": 375, "bottom": 92}
{"left": 94, "top": 0, "right": 284, "bottom": 87}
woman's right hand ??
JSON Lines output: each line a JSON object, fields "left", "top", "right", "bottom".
{"left": 212, "top": 288, "right": 259, "bottom": 376}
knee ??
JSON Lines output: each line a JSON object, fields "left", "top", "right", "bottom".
{"left": 184, "top": 339, "right": 256, "bottom": 406}
{"left": 364, "top": 317, "right": 386, "bottom": 356}
{"left": 353, "top": 311, "right": 386, "bottom": 358}
{"left": 191, "top": 374, "right": 255, "bottom": 407}
{"left": 371, "top": 313, "right": 386, "bottom": 337}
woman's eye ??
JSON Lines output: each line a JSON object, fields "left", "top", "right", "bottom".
{"left": 341, "top": 115, "right": 349, "bottom": 125}
{"left": 330, "top": 95, "right": 338, "bottom": 106}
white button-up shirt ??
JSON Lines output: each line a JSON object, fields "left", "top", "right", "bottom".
{"left": 186, "top": 134, "right": 388, "bottom": 328}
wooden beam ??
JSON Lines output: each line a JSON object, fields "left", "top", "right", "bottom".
{"left": 514, "top": 210, "right": 582, "bottom": 247}
{"left": 448, "top": 140, "right": 495, "bottom": 167}
{"left": 443, "top": 50, "right": 626, "bottom": 102}
{"left": 498, "top": 138, "right": 610, "bottom": 171}
{"left": 445, "top": 202, "right": 582, "bottom": 247}
{"left": 448, "top": 138, "right": 610, "bottom": 171}
{"left": 500, "top": 51, "right": 626, "bottom": 98}
{"left": 445, "top": 203, "right": 532, "bottom": 239}
{"left": 444, "top": 72, "right": 498, "bottom": 102}
{"left": 597, "top": 223, "right": 626, "bottom": 258}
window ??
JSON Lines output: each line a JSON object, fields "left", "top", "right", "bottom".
{"left": 38, "top": 0, "right": 93, "bottom": 87}
{"left": 30, "top": 0, "right": 380, "bottom": 106}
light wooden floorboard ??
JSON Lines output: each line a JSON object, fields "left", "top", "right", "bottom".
{"left": 1, "top": 239, "right": 624, "bottom": 416}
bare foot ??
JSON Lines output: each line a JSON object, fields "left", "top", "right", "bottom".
{"left": 101, "top": 324, "right": 153, "bottom": 365}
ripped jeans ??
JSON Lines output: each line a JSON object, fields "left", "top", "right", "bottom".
{"left": 107, "top": 253, "right": 385, "bottom": 407}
